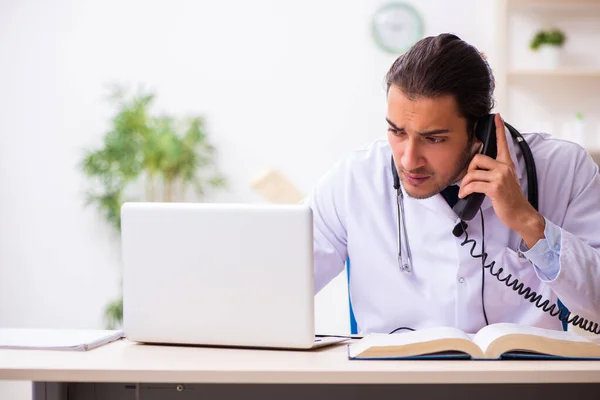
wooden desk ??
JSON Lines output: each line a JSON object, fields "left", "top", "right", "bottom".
{"left": 1, "top": 339, "right": 600, "bottom": 399}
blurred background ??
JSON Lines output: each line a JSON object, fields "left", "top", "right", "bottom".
{"left": 1, "top": 0, "right": 599, "bottom": 397}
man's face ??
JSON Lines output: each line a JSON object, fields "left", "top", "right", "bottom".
{"left": 387, "top": 85, "right": 477, "bottom": 199}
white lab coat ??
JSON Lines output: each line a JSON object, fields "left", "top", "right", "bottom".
{"left": 304, "top": 129, "right": 600, "bottom": 334}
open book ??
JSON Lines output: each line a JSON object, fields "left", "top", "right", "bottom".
{"left": 348, "top": 323, "right": 600, "bottom": 360}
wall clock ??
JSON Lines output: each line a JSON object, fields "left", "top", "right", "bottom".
{"left": 372, "top": 2, "right": 424, "bottom": 54}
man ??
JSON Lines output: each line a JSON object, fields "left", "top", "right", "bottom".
{"left": 303, "top": 33, "right": 600, "bottom": 334}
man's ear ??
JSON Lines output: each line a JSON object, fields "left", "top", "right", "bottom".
{"left": 469, "top": 118, "right": 478, "bottom": 142}
{"left": 470, "top": 139, "right": 483, "bottom": 158}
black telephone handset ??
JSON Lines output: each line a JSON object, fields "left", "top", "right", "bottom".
{"left": 452, "top": 114, "right": 498, "bottom": 221}
{"left": 448, "top": 116, "right": 600, "bottom": 334}
{"left": 388, "top": 114, "right": 599, "bottom": 333}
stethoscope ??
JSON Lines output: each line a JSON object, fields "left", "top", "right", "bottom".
{"left": 388, "top": 132, "right": 600, "bottom": 335}
{"left": 390, "top": 122, "right": 538, "bottom": 274}
{"left": 391, "top": 162, "right": 413, "bottom": 273}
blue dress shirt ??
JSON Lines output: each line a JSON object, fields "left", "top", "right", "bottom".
{"left": 520, "top": 217, "right": 561, "bottom": 281}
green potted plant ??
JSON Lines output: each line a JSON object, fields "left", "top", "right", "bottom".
{"left": 530, "top": 28, "right": 566, "bottom": 69}
{"left": 81, "top": 85, "right": 227, "bottom": 328}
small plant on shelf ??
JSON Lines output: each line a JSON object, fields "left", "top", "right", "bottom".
{"left": 530, "top": 28, "right": 566, "bottom": 51}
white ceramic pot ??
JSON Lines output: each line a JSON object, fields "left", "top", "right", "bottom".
{"left": 537, "top": 44, "right": 561, "bottom": 69}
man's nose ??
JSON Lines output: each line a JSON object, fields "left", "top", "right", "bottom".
{"left": 400, "top": 139, "right": 423, "bottom": 171}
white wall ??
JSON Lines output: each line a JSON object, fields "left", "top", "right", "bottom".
{"left": 0, "top": 0, "right": 498, "bottom": 397}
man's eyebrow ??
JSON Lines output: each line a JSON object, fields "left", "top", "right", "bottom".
{"left": 417, "top": 128, "right": 451, "bottom": 137}
{"left": 385, "top": 118, "right": 402, "bottom": 131}
{"left": 385, "top": 118, "right": 450, "bottom": 136}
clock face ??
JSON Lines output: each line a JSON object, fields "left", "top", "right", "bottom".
{"left": 372, "top": 2, "right": 424, "bottom": 54}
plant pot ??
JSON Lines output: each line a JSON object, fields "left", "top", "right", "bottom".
{"left": 536, "top": 44, "right": 561, "bottom": 69}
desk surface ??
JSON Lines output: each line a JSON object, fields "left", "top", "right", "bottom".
{"left": 2, "top": 339, "right": 600, "bottom": 384}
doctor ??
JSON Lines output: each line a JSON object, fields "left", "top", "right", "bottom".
{"left": 304, "top": 33, "right": 600, "bottom": 335}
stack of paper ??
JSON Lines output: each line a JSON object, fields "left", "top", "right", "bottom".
{"left": 0, "top": 328, "right": 124, "bottom": 351}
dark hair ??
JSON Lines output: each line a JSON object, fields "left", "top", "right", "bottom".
{"left": 385, "top": 33, "right": 495, "bottom": 136}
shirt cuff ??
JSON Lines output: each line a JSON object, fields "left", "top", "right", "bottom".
{"left": 519, "top": 217, "right": 562, "bottom": 282}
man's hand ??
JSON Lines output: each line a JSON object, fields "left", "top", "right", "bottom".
{"left": 458, "top": 113, "right": 545, "bottom": 248}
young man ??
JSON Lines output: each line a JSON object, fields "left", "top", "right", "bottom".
{"left": 304, "top": 33, "right": 600, "bottom": 334}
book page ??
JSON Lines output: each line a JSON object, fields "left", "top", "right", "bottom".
{"left": 349, "top": 326, "right": 473, "bottom": 358}
{"left": 473, "top": 323, "right": 591, "bottom": 355}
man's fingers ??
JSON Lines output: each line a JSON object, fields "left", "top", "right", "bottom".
{"left": 494, "top": 113, "right": 514, "bottom": 167}
{"left": 459, "top": 181, "right": 490, "bottom": 199}
{"left": 459, "top": 170, "right": 497, "bottom": 198}
{"left": 468, "top": 153, "right": 516, "bottom": 178}
{"left": 468, "top": 154, "right": 497, "bottom": 172}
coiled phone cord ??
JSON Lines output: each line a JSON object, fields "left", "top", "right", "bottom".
{"left": 455, "top": 214, "right": 600, "bottom": 335}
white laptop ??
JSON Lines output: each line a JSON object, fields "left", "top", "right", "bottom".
{"left": 120, "top": 202, "right": 348, "bottom": 349}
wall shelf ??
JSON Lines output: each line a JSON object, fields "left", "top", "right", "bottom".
{"left": 507, "top": 0, "right": 600, "bottom": 7}
{"left": 495, "top": 0, "right": 600, "bottom": 153}
{"left": 508, "top": 0, "right": 600, "bottom": 2}
{"left": 507, "top": 68, "right": 600, "bottom": 77}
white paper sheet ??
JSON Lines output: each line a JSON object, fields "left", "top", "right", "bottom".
{"left": 0, "top": 328, "right": 124, "bottom": 351}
